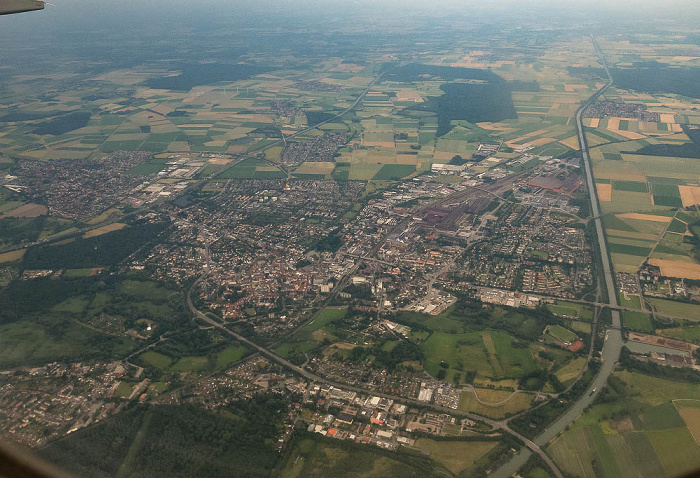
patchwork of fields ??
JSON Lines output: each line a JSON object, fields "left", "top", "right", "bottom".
{"left": 548, "top": 371, "right": 700, "bottom": 478}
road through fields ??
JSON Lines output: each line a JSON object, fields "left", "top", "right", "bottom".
{"left": 489, "top": 35, "right": 622, "bottom": 478}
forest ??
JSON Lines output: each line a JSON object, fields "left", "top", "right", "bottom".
{"left": 39, "top": 395, "right": 288, "bottom": 478}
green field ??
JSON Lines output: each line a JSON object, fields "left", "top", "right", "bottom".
{"left": 280, "top": 435, "right": 447, "bottom": 478}
{"left": 170, "top": 356, "right": 209, "bottom": 371}
{"left": 658, "top": 325, "right": 700, "bottom": 343}
{"left": 617, "top": 292, "right": 642, "bottom": 310}
{"left": 372, "top": 164, "right": 416, "bottom": 180}
{"left": 547, "top": 301, "right": 594, "bottom": 321}
{"left": 0, "top": 319, "right": 137, "bottom": 369}
{"left": 218, "top": 158, "right": 285, "bottom": 179}
{"left": 139, "top": 351, "right": 173, "bottom": 369}
{"left": 63, "top": 268, "right": 96, "bottom": 278}
{"left": 612, "top": 180, "right": 648, "bottom": 193}
{"left": 215, "top": 345, "right": 247, "bottom": 368}
{"left": 118, "top": 280, "right": 175, "bottom": 301}
{"left": 458, "top": 389, "right": 534, "bottom": 418}
{"left": 413, "top": 438, "right": 497, "bottom": 475}
{"left": 647, "top": 428, "right": 700, "bottom": 476}
{"left": 421, "top": 329, "right": 538, "bottom": 381}
{"left": 421, "top": 331, "right": 490, "bottom": 381}
{"left": 554, "top": 356, "right": 586, "bottom": 384}
{"left": 550, "top": 370, "right": 700, "bottom": 478}
{"left": 545, "top": 325, "right": 578, "bottom": 343}
{"left": 126, "top": 160, "right": 169, "bottom": 176}
{"left": 621, "top": 311, "right": 654, "bottom": 333}
{"left": 648, "top": 298, "right": 700, "bottom": 321}
{"left": 275, "top": 307, "right": 347, "bottom": 357}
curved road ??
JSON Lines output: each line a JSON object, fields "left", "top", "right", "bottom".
{"left": 185, "top": 270, "right": 564, "bottom": 476}
{"left": 489, "top": 35, "right": 622, "bottom": 478}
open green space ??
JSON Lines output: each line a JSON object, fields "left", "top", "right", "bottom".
{"left": 372, "top": 164, "right": 416, "bottom": 181}
{"left": 413, "top": 438, "right": 498, "bottom": 475}
{"left": 275, "top": 307, "right": 347, "bottom": 358}
{"left": 280, "top": 434, "right": 448, "bottom": 478}
{"left": 648, "top": 298, "right": 700, "bottom": 321}
{"left": 622, "top": 311, "right": 654, "bottom": 333}
{"left": 215, "top": 345, "right": 247, "bottom": 368}
{"left": 139, "top": 351, "right": 173, "bottom": 369}
{"left": 0, "top": 275, "right": 188, "bottom": 368}
{"left": 547, "top": 301, "right": 594, "bottom": 321}
{"left": 545, "top": 325, "right": 578, "bottom": 344}
{"left": 617, "top": 292, "right": 642, "bottom": 310}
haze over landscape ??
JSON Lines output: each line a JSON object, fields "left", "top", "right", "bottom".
{"left": 1, "top": 1, "right": 700, "bottom": 477}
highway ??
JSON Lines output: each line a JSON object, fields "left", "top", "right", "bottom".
{"left": 489, "top": 35, "right": 622, "bottom": 478}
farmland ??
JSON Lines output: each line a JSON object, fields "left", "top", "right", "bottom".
{"left": 280, "top": 435, "right": 446, "bottom": 478}
{"left": 548, "top": 370, "right": 700, "bottom": 478}
{"left": 413, "top": 438, "right": 498, "bottom": 475}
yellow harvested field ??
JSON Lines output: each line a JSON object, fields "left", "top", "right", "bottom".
{"left": 564, "top": 84, "right": 588, "bottom": 92}
{"left": 595, "top": 170, "right": 647, "bottom": 182}
{"left": 529, "top": 137, "right": 557, "bottom": 147}
{"left": 597, "top": 183, "right": 612, "bottom": 201}
{"left": 649, "top": 259, "right": 700, "bottom": 280}
{"left": 615, "top": 130, "right": 647, "bottom": 140}
{"left": 506, "top": 129, "right": 550, "bottom": 145}
{"left": 208, "top": 158, "right": 232, "bottom": 166}
{"left": 607, "top": 117, "right": 620, "bottom": 130}
{"left": 0, "top": 249, "right": 26, "bottom": 263}
{"left": 393, "top": 88, "right": 424, "bottom": 102}
{"left": 560, "top": 135, "right": 581, "bottom": 150}
{"left": 433, "top": 151, "right": 456, "bottom": 161}
{"left": 178, "top": 124, "right": 213, "bottom": 129}
{"left": 363, "top": 141, "right": 395, "bottom": 148}
{"left": 168, "top": 141, "right": 190, "bottom": 152}
{"left": 395, "top": 154, "right": 421, "bottom": 165}
{"left": 679, "top": 186, "right": 700, "bottom": 207}
{"left": 294, "top": 162, "right": 335, "bottom": 175}
{"left": 673, "top": 56, "right": 700, "bottom": 61}
{"left": 589, "top": 118, "right": 600, "bottom": 128}
{"left": 616, "top": 213, "right": 672, "bottom": 223}
{"left": 149, "top": 104, "right": 172, "bottom": 116}
{"left": 228, "top": 114, "right": 274, "bottom": 123}
{"left": 660, "top": 113, "right": 677, "bottom": 123}
{"left": 84, "top": 223, "right": 127, "bottom": 239}
{"left": 0, "top": 203, "right": 47, "bottom": 218}
{"left": 679, "top": 405, "right": 700, "bottom": 445}
{"left": 203, "top": 140, "right": 227, "bottom": 147}
{"left": 476, "top": 122, "right": 514, "bottom": 131}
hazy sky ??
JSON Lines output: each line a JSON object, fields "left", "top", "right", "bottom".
{"left": 1, "top": 0, "right": 698, "bottom": 53}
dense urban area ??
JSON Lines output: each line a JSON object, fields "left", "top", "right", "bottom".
{"left": 1, "top": 2, "right": 700, "bottom": 478}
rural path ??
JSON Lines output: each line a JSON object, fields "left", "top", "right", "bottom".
{"left": 489, "top": 35, "right": 623, "bottom": 478}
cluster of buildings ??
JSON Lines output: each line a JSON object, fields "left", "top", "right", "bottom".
{"left": 0, "top": 362, "right": 131, "bottom": 446}
{"left": 281, "top": 133, "right": 348, "bottom": 166}
{"left": 638, "top": 263, "right": 700, "bottom": 302}
{"left": 584, "top": 100, "right": 660, "bottom": 122}
{"left": 455, "top": 203, "right": 593, "bottom": 298}
{"left": 13, "top": 151, "right": 148, "bottom": 220}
